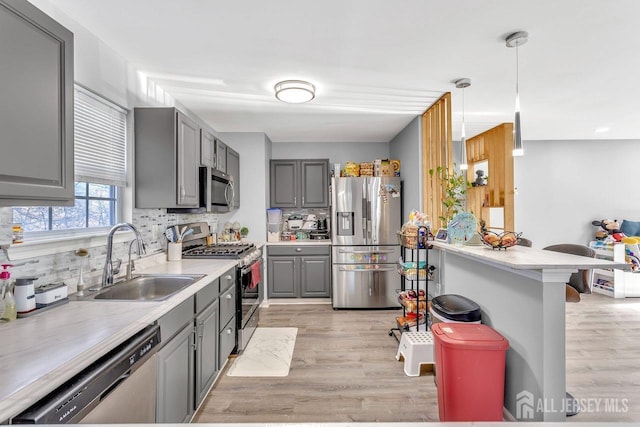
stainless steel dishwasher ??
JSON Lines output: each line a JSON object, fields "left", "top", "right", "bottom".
{"left": 13, "top": 324, "right": 160, "bottom": 424}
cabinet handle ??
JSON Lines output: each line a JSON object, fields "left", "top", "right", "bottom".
{"left": 225, "top": 275, "right": 233, "bottom": 281}
{"left": 302, "top": 196, "right": 305, "bottom": 205}
{"left": 294, "top": 196, "right": 297, "bottom": 206}
{"left": 226, "top": 328, "right": 232, "bottom": 335}
{"left": 197, "top": 321, "right": 204, "bottom": 339}
{"left": 225, "top": 294, "right": 232, "bottom": 299}
{"left": 295, "top": 248, "right": 302, "bottom": 252}
{"left": 179, "top": 185, "right": 185, "bottom": 202}
{"left": 192, "top": 326, "right": 198, "bottom": 350}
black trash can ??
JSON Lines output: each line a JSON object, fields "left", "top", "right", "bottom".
{"left": 430, "top": 294, "right": 481, "bottom": 324}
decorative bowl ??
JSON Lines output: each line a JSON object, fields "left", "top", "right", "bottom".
{"left": 480, "top": 231, "right": 522, "bottom": 250}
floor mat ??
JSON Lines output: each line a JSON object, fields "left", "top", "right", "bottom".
{"left": 226, "top": 327, "right": 297, "bottom": 377}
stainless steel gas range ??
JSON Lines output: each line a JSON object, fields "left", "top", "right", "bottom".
{"left": 180, "top": 222, "right": 262, "bottom": 352}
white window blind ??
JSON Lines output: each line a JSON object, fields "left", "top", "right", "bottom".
{"left": 74, "top": 86, "right": 127, "bottom": 186}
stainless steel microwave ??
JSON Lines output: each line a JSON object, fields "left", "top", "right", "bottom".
{"left": 210, "top": 168, "right": 235, "bottom": 212}
{"left": 168, "top": 167, "right": 234, "bottom": 213}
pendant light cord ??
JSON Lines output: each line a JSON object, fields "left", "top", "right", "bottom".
{"left": 516, "top": 43, "right": 520, "bottom": 97}
{"left": 462, "top": 87, "right": 465, "bottom": 125}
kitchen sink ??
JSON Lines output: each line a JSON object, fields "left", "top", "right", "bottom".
{"left": 88, "top": 274, "right": 205, "bottom": 301}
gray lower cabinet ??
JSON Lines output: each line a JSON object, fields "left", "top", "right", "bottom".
{"left": 134, "top": 107, "right": 201, "bottom": 209}
{"left": 269, "top": 159, "right": 329, "bottom": 208}
{"left": 267, "top": 246, "right": 331, "bottom": 298}
{"left": 300, "top": 256, "right": 331, "bottom": 297}
{"left": 0, "top": 0, "right": 74, "bottom": 206}
{"left": 218, "top": 272, "right": 237, "bottom": 368}
{"left": 156, "top": 273, "right": 239, "bottom": 423}
{"left": 268, "top": 256, "right": 297, "bottom": 297}
{"left": 194, "top": 278, "right": 219, "bottom": 408}
{"left": 156, "top": 323, "right": 195, "bottom": 423}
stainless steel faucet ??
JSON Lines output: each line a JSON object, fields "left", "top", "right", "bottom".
{"left": 102, "top": 223, "right": 146, "bottom": 287}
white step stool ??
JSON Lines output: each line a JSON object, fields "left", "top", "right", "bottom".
{"left": 395, "top": 331, "right": 434, "bottom": 376}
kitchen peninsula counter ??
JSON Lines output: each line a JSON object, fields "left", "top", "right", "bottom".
{"left": 430, "top": 241, "right": 627, "bottom": 421}
{"left": 0, "top": 257, "right": 237, "bottom": 422}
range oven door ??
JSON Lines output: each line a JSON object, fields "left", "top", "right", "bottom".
{"left": 237, "top": 257, "right": 262, "bottom": 351}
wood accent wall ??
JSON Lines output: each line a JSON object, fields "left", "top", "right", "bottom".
{"left": 464, "top": 123, "right": 514, "bottom": 231}
{"left": 421, "top": 93, "right": 452, "bottom": 230}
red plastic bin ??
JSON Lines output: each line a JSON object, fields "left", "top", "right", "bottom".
{"left": 432, "top": 322, "right": 509, "bottom": 421}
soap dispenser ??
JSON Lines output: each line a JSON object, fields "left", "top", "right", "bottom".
{"left": 0, "top": 264, "right": 17, "bottom": 321}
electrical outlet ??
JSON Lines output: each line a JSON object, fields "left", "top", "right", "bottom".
{"left": 151, "top": 224, "right": 158, "bottom": 240}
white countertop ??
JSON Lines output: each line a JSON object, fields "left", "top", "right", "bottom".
{"left": 431, "top": 241, "right": 628, "bottom": 270}
{"left": 0, "top": 257, "right": 237, "bottom": 422}
{"left": 265, "top": 240, "right": 331, "bottom": 246}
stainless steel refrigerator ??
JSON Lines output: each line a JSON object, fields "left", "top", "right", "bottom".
{"left": 331, "top": 176, "right": 402, "bottom": 308}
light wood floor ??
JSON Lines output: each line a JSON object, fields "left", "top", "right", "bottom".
{"left": 193, "top": 293, "right": 640, "bottom": 423}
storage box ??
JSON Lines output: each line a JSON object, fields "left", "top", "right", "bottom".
{"left": 35, "top": 283, "right": 68, "bottom": 306}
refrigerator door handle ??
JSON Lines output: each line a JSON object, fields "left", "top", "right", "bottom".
{"left": 362, "top": 180, "right": 368, "bottom": 240}
{"left": 367, "top": 200, "right": 372, "bottom": 242}
{"left": 338, "top": 267, "right": 396, "bottom": 272}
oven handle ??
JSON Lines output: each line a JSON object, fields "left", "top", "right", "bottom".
{"left": 240, "top": 257, "right": 264, "bottom": 275}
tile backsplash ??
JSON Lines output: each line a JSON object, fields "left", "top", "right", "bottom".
{"left": 0, "top": 207, "right": 218, "bottom": 291}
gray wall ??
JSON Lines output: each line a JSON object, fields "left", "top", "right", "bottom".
{"left": 217, "top": 132, "right": 271, "bottom": 240}
{"left": 515, "top": 139, "right": 640, "bottom": 248}
{"left": 389, "top": 116, "right": 421, "bottom": 218}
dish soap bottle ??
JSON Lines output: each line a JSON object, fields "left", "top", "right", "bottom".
{"left": 1, "top": 264, "right": 17, "bottom": 321}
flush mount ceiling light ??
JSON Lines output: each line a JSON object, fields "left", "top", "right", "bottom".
{"left": 274, "top": 80, "right": 315, "bottom": 103}
{"left": 454, "top": 78, "right": 471, "bottom": 171}
{"left": 505, "top": 31, "right": 529, "bottom": 157}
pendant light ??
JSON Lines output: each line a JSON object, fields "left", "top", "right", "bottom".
{"left": 505, "top": 31, "right": 528, "bottom": 156}
{"left": 454, "top": 78, "right": 471, "bottom": 170}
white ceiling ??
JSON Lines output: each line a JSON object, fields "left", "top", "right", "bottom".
{"left": 47, "top": 0, "right": 640, "bottom": 143}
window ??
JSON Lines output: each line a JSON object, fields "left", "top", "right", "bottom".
{"left": 13, "top": 183, "right": 117, "bottom": 232}
{"left": 13, "top": 85, "right": 127, "bottom": 235}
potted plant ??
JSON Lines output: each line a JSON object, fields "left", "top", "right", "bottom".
{"left": 428, "top": 165, "right": 471, "bottom": 226}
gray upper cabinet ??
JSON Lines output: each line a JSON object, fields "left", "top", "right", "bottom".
{"left": 214, "top": 139, "right": 227, "bottom": 174}
{"left": 269, "top": 159, "right": 328, "bottom": 208}
{"left": 270, "top": 160, "right": 297, "bottom": 208}
{"left": 200, "top": 128, "right": 215, "bottom": 168}
{"left": 176, "top": 112, "right": 199, "bottom": 206}
{"left": 300, "top": 160, "right": 329, "bottom": 208}
{"left": 226, "top": 146, "right": 240, "bottom": 210}
{"left": 0, "top": 0, "right": 74, "bottom": 206}
{"left": 134, "top": 107, "right": 201, "bottom": 209}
